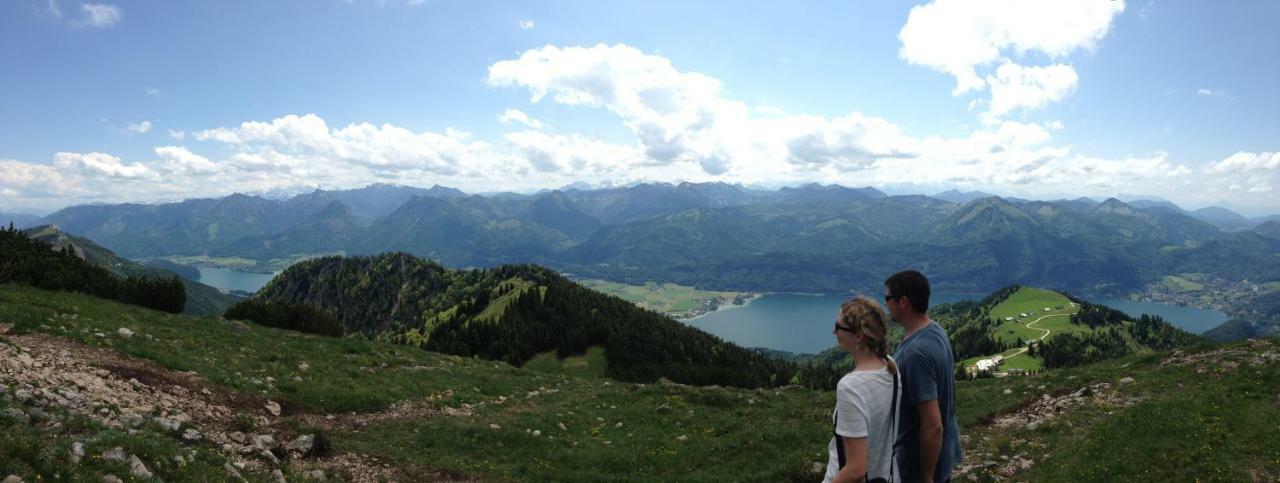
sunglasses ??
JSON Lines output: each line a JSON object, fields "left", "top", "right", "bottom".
{"left": 834, "top": 323, "right": 858, "bottom": 333}
{"left": 884, "top": 294, "right": 903, "bottom": 303}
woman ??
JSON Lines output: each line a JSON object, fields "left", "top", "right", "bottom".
{"left": 824, "top": 296, "right": 900, "bottom": 483}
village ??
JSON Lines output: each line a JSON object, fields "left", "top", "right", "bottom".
{"left": 966, "top": 302, "right": 1071, "bottom": 379}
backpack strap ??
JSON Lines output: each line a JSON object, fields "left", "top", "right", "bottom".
{"left": 889, "top": 363, "right": 899, "bottom": 482}
{"left": 833, "top": 409, "right": 847, "bottom": 469}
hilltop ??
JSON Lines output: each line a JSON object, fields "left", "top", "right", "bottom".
{"left": 245, "top": 252, "right": 796, "bottom": 388}
{"left": 1, "top": 285, "right": 1276, "bottom": 481}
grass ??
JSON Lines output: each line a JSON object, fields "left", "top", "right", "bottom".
{"left": 1161, "top": 274, "right": 1206, "bottom": 292}
{"left": 577, "top": 279, "right": 746, "bottom": 315}
{"left": 4, "top": 283, "right": 1277, "bottom": 481}
{"left": 523, "top": 347, "right": 608, "bottom": 378}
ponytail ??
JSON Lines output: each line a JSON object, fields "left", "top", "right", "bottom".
{"left": 838, "top": 295, "right": 897, "bottom": 375}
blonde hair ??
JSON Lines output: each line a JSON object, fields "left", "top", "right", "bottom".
{"left": 838, "top": 296, "right": 898, "bottom": 375}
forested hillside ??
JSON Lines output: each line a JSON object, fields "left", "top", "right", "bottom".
{"left": 22, "top": 225, "right": 236, "bottom": 316}
{"left": 0, "top": 224, "right": 185, "bottom": 313}
{"left": 243, "top": 253, "right": 797, "bottom": 388}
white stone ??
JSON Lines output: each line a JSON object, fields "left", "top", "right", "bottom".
{"left": 117, "top": 328, "right": 134, "bottom": 339}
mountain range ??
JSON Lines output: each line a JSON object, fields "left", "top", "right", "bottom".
{"left": 33, "top": 183, "right": 1280, "bottom": 299}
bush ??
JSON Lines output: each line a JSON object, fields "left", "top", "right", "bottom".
{"left": 224, "top": 299, "right": 343, "bottom": 337}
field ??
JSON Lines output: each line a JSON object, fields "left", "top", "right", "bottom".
{"left": 3, "top": 284, "right": 1277, "bottom": 481}
{"left": 575, "top": 279, "right": 748, "bottom": 317}
{"left": 148, "top": 253, "right": 341, "bottom": 274}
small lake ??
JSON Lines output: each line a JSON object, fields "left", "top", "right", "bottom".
{"left": 196, "top": 267, "right": 277, "bottom": 293}
{"left": 684, "top": 293, "right": 1230, "bottom": 355}
{"left": 684, "top": 292, "right": 980, "bottom": 355}
{"left": 1094, "top": 298, "right": 1229, "bottom": 335}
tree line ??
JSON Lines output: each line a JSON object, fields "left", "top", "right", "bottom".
{"left": 0, "top": 224, "right": 184, "bottom": 313}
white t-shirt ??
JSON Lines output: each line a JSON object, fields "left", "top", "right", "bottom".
{"left": 823, "top": 364, "right": 900, "bottom": 483}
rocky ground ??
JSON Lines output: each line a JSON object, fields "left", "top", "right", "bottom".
{"left": 0, "top": 323, "right": 466, "bottom": 482}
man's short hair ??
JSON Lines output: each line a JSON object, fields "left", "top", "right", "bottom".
{"left": 885, "top": 270, "right": 930, "bottom": 314}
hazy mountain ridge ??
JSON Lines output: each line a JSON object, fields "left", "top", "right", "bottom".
{"left": 33, "top": 183, "right": 1279, "bottom": 300}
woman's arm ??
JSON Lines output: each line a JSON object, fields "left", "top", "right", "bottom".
{"left": 833, "top": 436, "right": 868, "bottom": 483}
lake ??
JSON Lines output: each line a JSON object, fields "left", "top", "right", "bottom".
{"left": 196, "top": 267, "right": 277, "bottom": 293}
{"left": 684, "top": 293, "right": 1229, "bottom": 355}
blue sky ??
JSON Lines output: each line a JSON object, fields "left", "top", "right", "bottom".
{"left": 2, "top": 0, "right": 1278, "bottom": 215}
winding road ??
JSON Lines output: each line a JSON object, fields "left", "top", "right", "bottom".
{"left": 1003, "top": 313, "right": 1069, "bottom": 359}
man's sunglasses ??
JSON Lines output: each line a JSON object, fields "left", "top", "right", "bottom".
{"left": 884, "top": 294, "right": 903, "bottom": 303}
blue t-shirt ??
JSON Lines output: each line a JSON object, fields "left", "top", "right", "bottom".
{"left": 892, "top": 321, "right": 962, "bottom": 482}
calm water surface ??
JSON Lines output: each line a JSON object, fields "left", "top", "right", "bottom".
{"left": 196, "top": 267, "right": 276, "bottom": 293}
{"left": 685, "top": 293, "right": 1228, "bottom": 354}
{"left": 684, "top": 293, "right": 979, "bottom": 355}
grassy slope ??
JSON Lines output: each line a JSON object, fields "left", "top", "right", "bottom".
{"left": 576, "top": 279, "right": 743, "bottom": 315}
{"left": 3, "top": 284, "right": 1277, "bottom": 481}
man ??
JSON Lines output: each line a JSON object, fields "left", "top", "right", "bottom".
{"left": 884, "top": 270, "right": 961, "bottom": 483}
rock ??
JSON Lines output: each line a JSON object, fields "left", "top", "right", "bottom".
{"left": 532, "top": 430, "right": 542, "bottom": 437}
{"left": 13, "top": 389, "right": 32, "bottom": 403}
{"left": 1119, "top": 376, "right": 1135, "bottom": 385}
{"left": 615, "top": 422, "right": 623, "bottom": 428}
{"left": 129, "top": 455, "right": 153, "bottom": 479}
{"left": 70, "top": 442, "right": 85, "bottom": 464}
{"left": 1002, "top": 388, "right": 1012, "bottom": 395}
{"left": 228, "top": 431, "right": 247, "bottom": 444}
{"left": 101, "top": 447, "right": 127, "bottom": 463}
{"left": 304, "top": 469, "right": 327, "bottom": 481}
{"left": 3, "top": 475, "right": 22, "bottom": 483}
{"left": 224, "top": 463, "right": 248, "bottom": 482}
{"left": 285, "top": 434, "right": 315, "bottom": 454}
{"left": 182, "top": 428, "right": 203, "bottom": 441}
{"left": 265, "top": 400, "right": 281, "bottom": 417}
{"left": 676, "top": 434, "right": 688, "bottom": 442}
{"left": 810, "top": 461, "right": 825, "bottom": 474}
{"left": 272, "top": 469, "right": 287, "bottom": 483}
{"left": 251, "top": 433, "right": 276, "bottom": 450}
{"left": 260, "top": 448, "right": 279, "bottom": 464}
{"left": 117, "top": 328, "right": 134, "bottom": 339}
{"left": 557, "top": 422, "right": 567, "bottom": 431}
{"left": 489, "top": 424, "right": 501, "bottom": 430}
{"left": 298, "top": 361, "right": 310, "bottom": 372}
{"left": 1026, "top": 421, "right": 1040, "bottom": 431}
{"left": 153, "top": 416, "right": 181, "bottom": 432}
{"left": 101, "top": 476, "right": 123, "bottom": 483}
{"left": 2, "top": 408, "right": 29, "bottom": 424}
{"left": 123, "top": 413, "right": 144, "bottom": 428}
{"left": 654, "top": 405, "right": 671, "bottom": 415}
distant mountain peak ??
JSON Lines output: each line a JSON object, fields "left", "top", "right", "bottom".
{"left": 1091, "top": 197, "right": 1136, "bottom": 215}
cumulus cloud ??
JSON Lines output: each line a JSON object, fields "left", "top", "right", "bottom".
{"left": 126, "top": 120, "right": 152, "bottom": 134}
{"left": 1206, "top": 151, "right": 1280, "bottom": 174}
{"left": 497, "top": 108, "right": 543, "bottom": 129}
{"left": 77, "top": 3, "right": 121, "bottom": 28}
{"left": 53, "top": 152, "right": 152, "bottom": 179}
{"left": 985, "top": 63, "right": 1078, "bottom": 117}
{"left": 167, "top": 129, "right": 185, "bottom": 140}
{"left": 154, "top": 146, "right": 220, "bottom": 175}
{"left": 898, "top": 0, "right": 1122, "bottom": 117}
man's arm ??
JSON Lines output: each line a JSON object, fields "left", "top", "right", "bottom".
{"left": 916, "top": 398, "right": 943, "bottom": 483}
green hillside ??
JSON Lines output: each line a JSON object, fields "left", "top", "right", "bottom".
{"left": 23, "top": 225, "right": 237, "bottom": 316}
{"left": 937, "top": 286, "right": 1199, "bottom": 375}
{"left": 2, "top": 285, "right": 1276, "bottom": 481}
{"left": 245, "top": 253, "right": 797, "bottom": 389}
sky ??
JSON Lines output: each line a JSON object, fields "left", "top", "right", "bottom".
{"left": 2, "top": 0, "right": 1278, "bottom": 216}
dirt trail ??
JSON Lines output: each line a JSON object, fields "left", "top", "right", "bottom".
{"left": 0, "top": 324, "right": 469, "bottom": 482}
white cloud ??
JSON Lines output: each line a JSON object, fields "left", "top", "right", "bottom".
{"left": 519, "top": 19, "right": 535, "bottom": 30}
{"left": 46, "top": 0, "right": 63, "bottom": 18}
{"left": 985, "top": 62, "right": 1078, "bottom": 117}
{"left": 1196, "top": 88, "right": 1226, "bottom": 97}
{"left": 0, "top": 159, "right": 71, "bottom": 198}
{"left": 154, "top": 146, "right": 220, "bottom": 175}
{"left": 1206, "top": 151, "right": 1280, "bottom": 174}
{"left": 497, "top": 108, "right": 543, "bottom": 129}
{"left": 145, "top": 87, "right": 163, "bottom": 98}
{"left": 898, "top": 0, "right": 1122, "bottom": 117}
{"left": 77, "top": 3, "right": 121, "bottom": 28}
{"left": 167, "top": 129, "right": 185, "bottom": 140}
{"left": 53, "top": 152, "right": 152, "bottom": 179}
{"left": 126, "top": 121, "right": 152, "bottom": 134}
